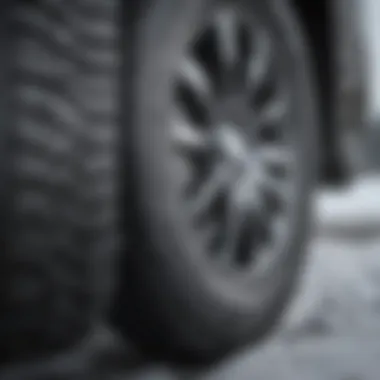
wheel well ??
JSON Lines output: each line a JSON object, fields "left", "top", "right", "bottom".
{"left": 292, "top": 0, "right": 344, "bottom": 183}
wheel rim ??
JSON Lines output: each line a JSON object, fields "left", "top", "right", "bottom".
{"left": 169, "top": 4, "right": 298, "bottom": 273}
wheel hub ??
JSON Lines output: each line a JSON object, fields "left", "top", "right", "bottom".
{"left": 170, "top": 4, "right": 296, "bottom": 270}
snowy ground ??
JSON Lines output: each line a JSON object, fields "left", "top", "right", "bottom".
{"left": 128, "top": 174, "right": 380, "bottom": 380}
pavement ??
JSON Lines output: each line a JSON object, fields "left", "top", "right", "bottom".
{"left": 126, "top": 174, "right": 380, "bottom": 380}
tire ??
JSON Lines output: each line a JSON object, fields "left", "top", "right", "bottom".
{"left": 114, "top": 0, "right": 319, "bottom": 365}
{"left": 0, "top": 0, "right": 118, "bottom": 365}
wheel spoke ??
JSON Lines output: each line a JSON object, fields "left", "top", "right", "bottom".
{"left": 171, "top": 112, "right": 210, "bottom": 152}
{"left": 222, "top": 170, "right": 263, "bottom": 258}
{"left": 255, "top": 95, "right": 288, "bottom": 142}
{"left": 214, "top": 7, "right": 239, "bottom": 69}
{"left": 223, "top": 186, "right": 244, "bottom": 258}
{"left": 272, "top": 215, "right": 288, "bottom": 241}
{"left": 247, "top": 30, "right": 272, "bottom": 91}
{"left": 255, "top": 215, "right": 289, "bottom": 266}
{"left": 257, "top": 95, "right": 288, "bottom": 130}
{"left": 257, "top": 165, "right": 293, "bottom": 206}
{"left": 242, "top": 148, "right": 294, "bottom": 205}
{"left": 224, "top": 185, "right": 270, "bottom": 264}
{"left": 191, "top": 163, "right": 230, "bottom": 217}
{"left": 258, "top": 145, "right": 295, "bottom": 168}
{"left": 178, "top": 55, "right": 213, "bottom": 106}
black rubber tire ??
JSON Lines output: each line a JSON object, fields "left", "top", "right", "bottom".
{"left": 114, "top": 0, "right": 319, "bottom": 366}
{"left": 0, "top": 0, "right": 119, "bottom": 366}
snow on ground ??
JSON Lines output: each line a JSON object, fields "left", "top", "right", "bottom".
{"left": 128, "top": 175, "right": 380, "bottom": 380}
{"left": 316, "top": 174, "right": 380, "bottom": 233}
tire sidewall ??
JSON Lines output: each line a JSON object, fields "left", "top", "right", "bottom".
{"left": 125, "top": 0, "right": 318, "bottom": 359}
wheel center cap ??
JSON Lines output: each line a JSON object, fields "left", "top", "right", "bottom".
{"left": 215, "top": 123, "right": 263, "bottom": 207}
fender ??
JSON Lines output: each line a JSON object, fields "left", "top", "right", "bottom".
{"left": 293, "top": 0, "right": 368, "bottom": 185}
{"left": 331, "top": 0, "right": 368, "bottom": 182}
